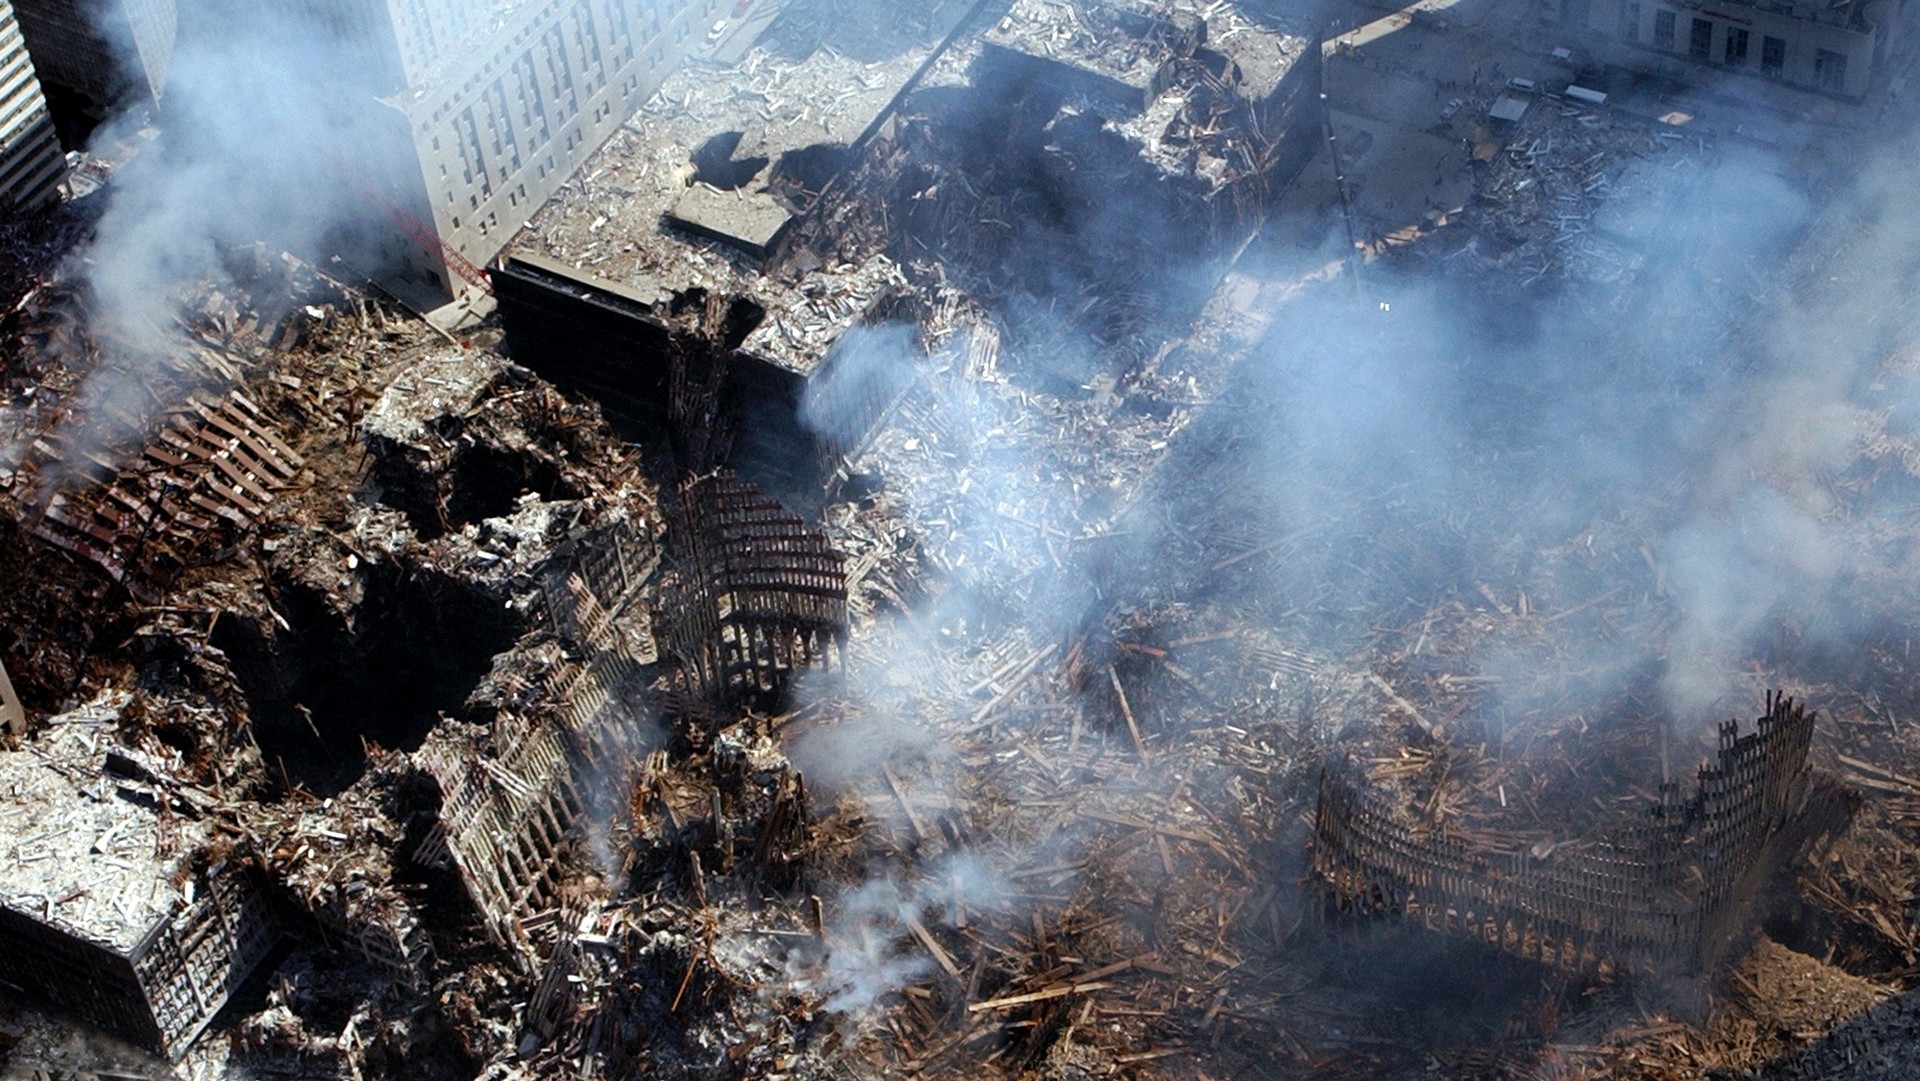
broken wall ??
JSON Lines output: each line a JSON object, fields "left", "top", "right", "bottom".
{"left": 1312, "top": 695, "right": 1850, "bottom": 975}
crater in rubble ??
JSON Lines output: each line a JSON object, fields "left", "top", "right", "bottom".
{"left": 210, "top": 528, "right": 525, "bottom": 797}
{"left": 358, "top": 352, "right": 596, "bottom": 540}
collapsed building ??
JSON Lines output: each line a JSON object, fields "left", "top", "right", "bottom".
{"left": 5, "top": 0, "right": 1920, "bottom": 1077}
{"left": 499, "top": 0, "right": 1320, "bottom": 499}
{"left": 0, "top": 694, "right": 278, "bottom": 1058}
{"left": 1314, "top": 694, "right": 1857, "bottom": 975}
{"left": 0, "top": 260, "right": 852, "bottom": 1066}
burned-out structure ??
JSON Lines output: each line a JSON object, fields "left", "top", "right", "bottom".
{"left": 1314, "top": 694, "right": 1856, "bottom": 975}
{"left": 12, "top": 0, "right": 1920, "bottom": 1077}
{"left": 0, "top": 694, "right": 278, "bottom": 1058}
{"left": 658, "top": 471, "right": 848, "bottom": 714}
{"left": 501, "top": 0, "right": 1319, "bottom": 499}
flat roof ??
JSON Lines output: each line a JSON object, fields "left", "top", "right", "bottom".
{"left": 0, "top": 693, "right": 211, "bottom": 956}
{"left": 511, "top": 0, "right": 979, "bottom": 373}
{"left": 1490, "top": 95, "right": 1531, "bottom": 123}
{"left": 984, "top": 0, "right": 1309, "bottom": 109}
{"left": 984, "top": 0, "right": 1169, "bottom": 105}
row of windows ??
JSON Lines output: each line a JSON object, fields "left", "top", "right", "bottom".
{"left": 407, "top": 0, "right": 727, "bottom": 274}
{"left": 1620, "top": 3, "right": 1850, "bottom": 89}
{"left": 418, "top": 0, "right": 680, "bottom": 134}
{"left": 425, "top": 0, "right": 721, "bottom": 211}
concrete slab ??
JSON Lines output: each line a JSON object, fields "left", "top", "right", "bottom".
{"left": 427, "top": 290, "right": 497, "bottom": 336}
{"left": 668, "top": 183, "right": 796, "bottom": 259}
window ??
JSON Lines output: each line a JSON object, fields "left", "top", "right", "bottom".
{"left": 1814, "top": 48, "right": 1847, "bottom": 90}
{"left": 1653, "top": 9, "right": 1675, "bottom": 49}
{"left": 1689, "top": 17, "right": 1712, "bottom": 60}
{"left": 1761, "top": 35, "right": 1785, "bottom": 75}
{"left": 1725, "top": 26, "right": 1748, "bottom": 65}
{"left": 1619, "top": 0, "right": 1640, "bottom": 38}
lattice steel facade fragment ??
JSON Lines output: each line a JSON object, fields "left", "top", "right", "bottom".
{"left": 1313, "top": 694, "right": 1851, "bottom": 974}
{"left": 661, "top": 472, "right": 848, "bottom": 711}
{"left": 11, "top": 392, "right": 303, "bottom": 598}
{"left": 414, "top": 520, "right": 655, "bottom": 954}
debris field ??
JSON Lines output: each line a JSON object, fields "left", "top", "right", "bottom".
{"left": 5, "top": 1, "right": 1920, "bottom": 1080}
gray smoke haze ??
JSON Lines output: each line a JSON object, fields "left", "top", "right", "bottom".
{"left": 780, "top": 34, "right": 1920, "bottom": 1023}
{"left": 798, "top": 849, "right": 1015, "bottom": 1017}
{"left": 78, "top": 0, "right": 402, "bottom": 358}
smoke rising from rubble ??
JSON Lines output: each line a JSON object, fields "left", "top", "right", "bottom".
{"left": 76, "top": 0, "right": 399, "bottom": 367}
{"left": 787, "top": 322, "right": 1116, "bottom": 1021}
{"left": 1227, "top": 142, "right": 1888, "bottom": 736}
{"left": 800, "top": 850, "right": 1016, "bottom": 1018}
{"left": 1650, "top": 142, "right": 1909, "bottom": 725}
{"left": 786, "top": 96, "right": 1920, "bottom": 1031}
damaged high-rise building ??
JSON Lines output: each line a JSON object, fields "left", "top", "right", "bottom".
{"left": 262, "top": 0, "right": 744, "bottom": 300}
{"left": 10, "top": 0, "right": 174, "bottom": 111}
{"left": 0, "top": 0, "right": 64, "bottom": 209}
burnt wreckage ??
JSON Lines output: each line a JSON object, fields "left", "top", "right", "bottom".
{"left": 0, "top": 0, "right": 1895, "bottom": 1075}
{"left": 0, "top": 258, "right": 851, "bottom": 1062}
{"left": 1313, "top": 694, "right": 1857, "bottom": 975}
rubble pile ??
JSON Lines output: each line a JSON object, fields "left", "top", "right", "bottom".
{"left": 9, "top": 2, "right": 1920, "bottom": 1080}
{"left": 1412, "top": 101, "right": 1703, "bottom": 289}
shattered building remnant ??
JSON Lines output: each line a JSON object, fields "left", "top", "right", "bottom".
{"left": 6, "top": 392, "right": 302, "bottom": 597}
{"left": 1313, "top": 694, "right": 1855, "bottom": 974}
{"left": 660, "top": 471, "right": 847, "bottom": 714}
{"left": 491, "top": 253, "right": 686, "bottom": 434}
{"left": 494, "top": 253, "right": 908, "bottom": 502}
{"left": 256, "top": 769, "right": 437, "bottom": 987}
{"left": 0, "top": 694, "right": 278, "bottom": 1058}
{"left": 413, "top": 518, "right": 659, "bottom": 953}
{"left": 966, "top": 0, "right": 1321, "bottom": 303}
{"left": 506, "top": 0, "right": 973, "bottom": 403}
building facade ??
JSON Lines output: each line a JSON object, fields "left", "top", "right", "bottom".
{"left": 0, "top": 0, "right": 63, "bottom": 209}
{"left": 281, "top": 0, "right": 738, "bottom": 300}
{"left": 10, "top": 0, "right": 174, "bottom": 108}
{"left": 1553, "top": 0, "right": 1898, "bottom": 98}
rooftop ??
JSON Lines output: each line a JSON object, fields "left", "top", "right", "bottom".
{"left": 510, "top": 0, "right": 1311, "bottom": 377}
{"left": 983, "top": 0, "right": 1309, "bottom": 109}
{"left": 510, "top": 0, "right": 980, "bottom": 374}
{"left": 0, "top": 692, "right": 214, "bottom": 956}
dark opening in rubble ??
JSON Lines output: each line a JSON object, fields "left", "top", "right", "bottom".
{"left": 690, "top": 131, "right": 770, "bottom": 191}
{"left": 770, "top": 144, "right": 855, "bottom": 204}
{"left": 367, "top": 430, "right": 584, "bottom": 542}
{"left": 439, "top": 445, "right": 580, "bottom": 535}
{"left": 213, "top": 563, "right": 523, "bottom": 796}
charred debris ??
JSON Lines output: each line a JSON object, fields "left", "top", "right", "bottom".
{"left": 2, "top": 0, "right": 1920, "bottom": 1079}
